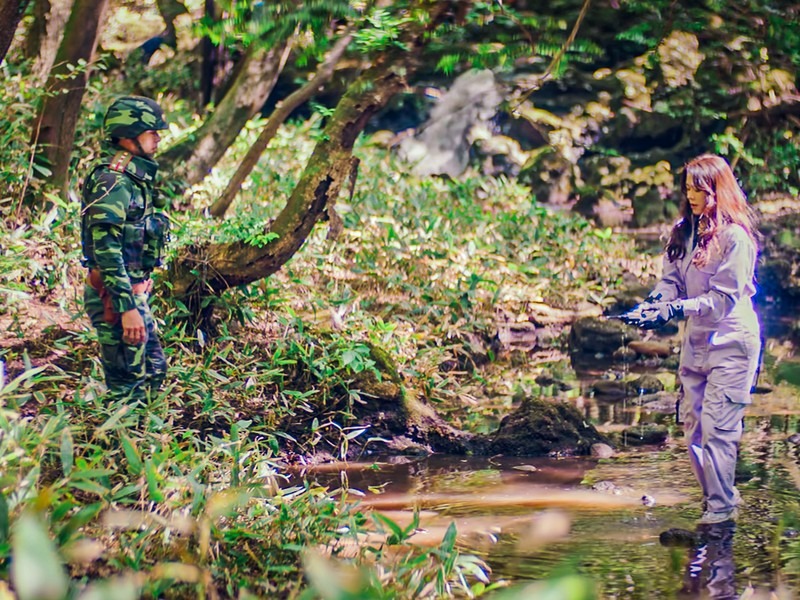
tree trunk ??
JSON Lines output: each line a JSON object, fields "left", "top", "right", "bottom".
{"left": 30, "top": 0, "right": 108, "bottom": 199}
{"left": 160, "top": 39, "right": 292, "bottom": 186}
{"left": 199, "top": 0, "right": 216, "bottom": 106}
{"left": 23, "top": 0, "right": 48, "bottom": 60}
{"left": 24, "top": 0, "right": 74, "bottom": 81}
{"left": 209, "top": 31, "right": 353, "bottom": 219}
{"left": 0, "top": 0, "right": 31, "bottom": 64}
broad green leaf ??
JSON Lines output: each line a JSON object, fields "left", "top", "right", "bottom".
{"left": 145, "top": 459, "right": 164, "bottom": 502}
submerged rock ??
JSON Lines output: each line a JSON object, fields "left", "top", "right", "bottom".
{"left": 621, "top": 424, "right": 669, "bottom": 446}
{"left": 592, "top": 480, "right": 621, "bottom": 493}
{"left": 639, "top": 391, "right": 679, "bottom": 414}
{"left": 612, "top": 346, "right": 638, "bottom": 363}
{"left": 590, "top": 376, "right": 665, "bottom": 400}
{"left": 628, "top": 340, "right": 673, "bottom": 358}
{"left": 590, "top": 443, "right": 615, "bottom": 458}
{"left": 569, "top": 316, "right": 642, "bottom": 356}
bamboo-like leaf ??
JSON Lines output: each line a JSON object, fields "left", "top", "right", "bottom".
{"left": 57, "top": 502, "right": 103, "bottom": 546}
{"left": 206, "top": 488, "right": 255, "bottom": 520}
{"left": 0, "top": 494, "right": 8, "bottom": 545}
{"left": 119, "top": 433, "right": 143, "bottom": 476}
{"left": 344, "top": 427, "right": 368, "bottom": 440}
{"left": 372, "top": 512, "right": 405, "bottom": 543}
{"left": 60, "top": 429, "right": 73, "bottom": 477}
{"left": 95, "top": 404, "right": 131, "bottom": 435}
{"left": 145, "top": 460, "right": 164, "bottom": 503}
{"left": 439, "top": 521, "right": 457, "bottom": 554}
{"left": 0, "top": 365, "right": 47, "bottom": 396}
{"left": 78, "top": 575, "right": 139, "bottom": 600}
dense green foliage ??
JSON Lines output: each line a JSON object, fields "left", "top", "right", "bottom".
{"left": 2, "top": 0, "right": 800, "bottom": 597}
{"left": 1, "top": 122, "right": 636, "bottom": 597}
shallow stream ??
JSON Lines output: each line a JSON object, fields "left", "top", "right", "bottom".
{"left": 303, "top": 407, "right": 800, "bottom": 598}
{"left": 302, "top": 318, "right": 800, "bottom": 599}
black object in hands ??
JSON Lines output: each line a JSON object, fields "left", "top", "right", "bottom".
{"left": 613, "top": 305, "right": 646, "bottom": 325}
{"left": 632, "top": 301, "right": 684, "bottom": 330}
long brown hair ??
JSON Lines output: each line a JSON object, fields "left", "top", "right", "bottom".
{"left": 665, "top": 154, "right": 758, "bottom": 265}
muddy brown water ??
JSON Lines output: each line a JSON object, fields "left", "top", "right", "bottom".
{"left": 299, "top": 378, "right": 800, "bottom": 598}
{"left": 299, "top": 416, "right": 800, "bottom": 598}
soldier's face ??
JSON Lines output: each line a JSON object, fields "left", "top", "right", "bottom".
{"left": 136, "top": 130, "right": 161, "bottom": 157}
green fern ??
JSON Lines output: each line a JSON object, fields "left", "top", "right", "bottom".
{"left": 436, "top": 54, "right": 462, "bottom": 76}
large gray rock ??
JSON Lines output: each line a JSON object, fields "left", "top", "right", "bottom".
{"left": 399, "top": 69, "right": 502, "bottom": 177}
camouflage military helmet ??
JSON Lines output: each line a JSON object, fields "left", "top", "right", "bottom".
{"left": 104, "top": 96, "right": 168, "bottom": 140}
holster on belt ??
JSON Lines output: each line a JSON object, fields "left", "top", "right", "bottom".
{"left": 87, "top": 269, "right": 152, "bottom": 325}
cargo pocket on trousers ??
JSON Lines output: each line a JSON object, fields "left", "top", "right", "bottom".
{"left": 101, "top": 342, "right": 146, "bottom": 379}
{"left": 712, "top": 391, "right": 747, "bottom": 433}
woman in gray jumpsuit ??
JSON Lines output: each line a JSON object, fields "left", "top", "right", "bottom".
{"left": 623, "top": 154, "right": 761, "bottom": 525}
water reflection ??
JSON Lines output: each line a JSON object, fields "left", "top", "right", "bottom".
{"left": 286, "top": 430, "right": 800, "bottom": 596}
{"left": 672, "top": 522, "right": 737, "bottom": 600}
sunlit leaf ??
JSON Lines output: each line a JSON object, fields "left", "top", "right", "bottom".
{"left": 12, "top": 514, "right": 69, "bottom": 600}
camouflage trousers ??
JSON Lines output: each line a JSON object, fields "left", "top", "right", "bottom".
{"left": 85, "top": 284, "right": 167, "bottom": 402}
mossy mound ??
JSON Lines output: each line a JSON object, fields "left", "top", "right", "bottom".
{"left": 488, "top": 396, "right": 609, "bottom": 456}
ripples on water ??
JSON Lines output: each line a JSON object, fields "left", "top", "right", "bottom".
{"left": 298, "top": 405, "right": 800, "bottom": 597}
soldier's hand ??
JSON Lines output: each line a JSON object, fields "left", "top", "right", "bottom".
{"left": 121, "top": 309, "right": 146, "bottom": 345}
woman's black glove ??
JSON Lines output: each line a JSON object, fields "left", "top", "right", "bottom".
{"left": 643, "top": 292, "right": 662, "bottom": 304}
{"left": 622, "top": 301, "right": 684, "bottom": 330}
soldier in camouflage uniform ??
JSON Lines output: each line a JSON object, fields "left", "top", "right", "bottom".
{"left": 81, "top": 96, "right": 171, "bottom": 402}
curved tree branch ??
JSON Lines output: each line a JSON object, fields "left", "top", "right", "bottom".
{"left": 168, "top": 0, "right": 461, "bottom": 306}
{"left": 209, "top": 30, "right": 354, "bottom": 219}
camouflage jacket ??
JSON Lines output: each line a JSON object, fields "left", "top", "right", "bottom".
{"left": 81, "top": 143, "right": 167, "bottom": 314}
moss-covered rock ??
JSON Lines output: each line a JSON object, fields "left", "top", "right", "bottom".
{"left": 488, "top": 396, "right": 609, "bottom": 456}
{"left": 590, "top": 379, "right": 631, "bottom": 399}
{"left": 629, "top": 374, "right": 664, "bottom": 395}
{"left": 351, "top": 342, "right": 405, "bottom": 403}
